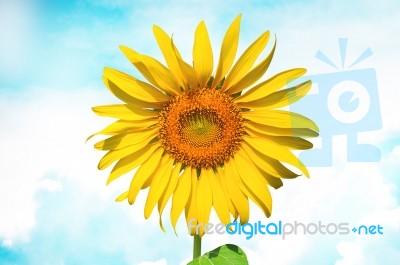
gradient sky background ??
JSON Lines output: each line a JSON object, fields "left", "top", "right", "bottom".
{"left": 1, "top": 0, "right": 400, "bottom": 264}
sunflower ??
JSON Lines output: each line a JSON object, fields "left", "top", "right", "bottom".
{"left": 90, "top": 14, "right": 318, "bottom": 237}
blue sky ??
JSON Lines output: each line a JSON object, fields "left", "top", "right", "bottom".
{"left": 1, "top": 0, "right": 400, "bottom": 264}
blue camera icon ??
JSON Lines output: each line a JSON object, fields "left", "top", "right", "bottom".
{"left": 289, "top": 39, "right": 382, "bottom": 166}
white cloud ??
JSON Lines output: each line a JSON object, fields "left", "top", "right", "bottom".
{"left": 0, "top": 0, "right": 38, "bottom": 80}
{"left": 0, "top": 87, "right": 92, "bottom": 241}
{"left": 0, "top": 85, "right": 192, "bottom": 264}
{"left": 335, "top": 241, "right": 365, "bottom": 265}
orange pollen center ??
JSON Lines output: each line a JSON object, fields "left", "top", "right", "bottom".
{"left": 158, "top": 88, "right": 244, "bottom": 168}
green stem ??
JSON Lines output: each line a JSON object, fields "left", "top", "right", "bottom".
{"left": 193, "top": 234, "right": 202, "bottom": 259}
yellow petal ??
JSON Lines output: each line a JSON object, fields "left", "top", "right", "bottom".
{"left": 196, "top": 168, "right": 212, "bottom": 236}
{"left": 98, "top": 140, "right": 158, "bottom": 170}
{"left": 228, "top": 37, "right": 276, "bottom": 95}
{"left": 265, "top": 159, "right": 300, "bottom": 179}
{"left": 235, "top": 68, "right": 306, "bottom": 102}
{"left": 103, "top": 76, "right": 162, "bottom": 110}
{"left": 115, "top": 191, "right": 129, "bottom": 202}
{"left": 87, "top": 119, "right": 157, "bottom": 141}
{"left": 127, "top": 148, "right": 164, "bottom": 204}
{"left": 258, "top": 80, "right": 311, "bottom": 109}
{"left": 224, "top": 161, "right": 251, "bottom": 216}
{"left": 174, "top": 53, "right": 198, "bottom": 90}
{"left": 238, "top": 80, "right": 311, "bottom": 109}
{"left": 141, "top": 168, "right": 155, "bottom": 189}
{"left": 239, "top": 146, "right": 283, "bottom": 189}
{"left": 94, "top": 127, "right": 158, "bottom": 150}
{"left": 107, "top": 143, "right": 160, "bottom": 185}
{"left": 211, "top": 14, "right": 241, "bottom": 89}
{"left": 271, "top": 136, "right": 313, "bottom": 150}
{"left": 92, "top": 104, "right": 158, "bottom": 120}
{"left": 244, "top": 120, "right": 319, "bottom": 138}
{"left": 153, "top": 25, "right": 186, "bottom": 89}
{"left": 158, "top": 162, "right": 182, "bottom": 231}
{"left": 171, "top": 167, "right": 192, "bottom": 232}
{"left": 242, "top": 109, "right": 319, "bottom": 133}
{"left": 120, "top": 46, "right": 180, "bottom": 95}
{"left": 230, "top": 155, "right": 272, "bottom": 217}
{"left": 172, "top": 41, "right": 198, "bottom": 90}
{"left": 185, "top": 167, "right": 198, "bottom": 235}
{"left": 222, "top": 31, "right": 270, "bottom": 91}
{"left": 193, "top": 21, "right": 213, "bottom": 89}
{"left": 208, "top": 169, "right": 230, "bottom": 225}
{"left": 120, "top": 46, "right": 158, "bottom": 88}
{"left": 245, "top": 127, "right": 313, "bottom": 150}
{"left": 243, "top": 141, "right": 300, "bottom": 179}
{"left": 215, "top": 167, "right": 237, "bottom": 219}
{"left": 144, "top": 155, "right": 174, "bottom": 219}
{"left": 240, "top": 143, "right": 281, "bottom": 178}
{"left": 104, "top": 68, "right": 171, "bottom": 103}
{"left": 260, "top": 170, "right": 283, "bottom": 189}
{"left": 243, "top": 135, "right": 309, "bottom": 177}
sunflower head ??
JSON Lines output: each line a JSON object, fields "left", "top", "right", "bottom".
{"left": 158, "top": 88, "right": 244, "bottom": 169}
{"left": 91, "top": 14, "right": 319, "bottom": 237}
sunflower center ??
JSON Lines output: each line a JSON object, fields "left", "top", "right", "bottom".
{"left": 180, "top": 110, "right": 222, "bottom": 148}
{"left": 159, "top": 88, "right": 243, "bottom": 168}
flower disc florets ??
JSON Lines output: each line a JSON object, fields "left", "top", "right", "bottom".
{"left": 159, "top": 88, "right": 244, "bottom": 168}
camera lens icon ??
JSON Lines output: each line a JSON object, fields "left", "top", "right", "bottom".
{"left": 327, "top": 80, "right": 371, "bottom": 124}
{"left": 290, "top": 68, "right": 382, "bottom": 166}
{"left": 291, "top": 38, "right": 382, "bottom": 166}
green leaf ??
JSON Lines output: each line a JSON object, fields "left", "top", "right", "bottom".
{"left": 187, "top": 244, "right": 249, "bottom": 265}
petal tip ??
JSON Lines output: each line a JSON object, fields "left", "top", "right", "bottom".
{"left": 103, "top": 67, "right": 113, "bottom": 75}
{"left": 152, "top": 24, "right": 162, "bottom": 32}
